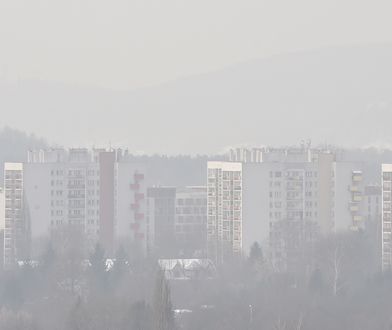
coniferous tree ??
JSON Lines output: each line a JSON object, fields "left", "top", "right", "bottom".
{"left": 249, "top": 242, "right": 263, "bottom": 265}
{"left": 89, "top": 243, "right": 107, "bottom": 293}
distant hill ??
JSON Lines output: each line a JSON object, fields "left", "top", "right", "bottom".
{"left": 1, "top": 44, "right": 392, "bottom": 154}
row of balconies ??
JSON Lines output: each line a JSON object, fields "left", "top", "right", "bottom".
{"left": 134, "top": 172, "right": 144, "bottom": 183}
{"left": 4, "top": 185, "right": 22, "bottom": 190}
{"left": 286, "top": 176, "right": 304, "bottom": 181}
{"left": 68, "top": 214, "right": 85, "bottom": 219}
{"left": 67, "top": 184, "right": 86, "bottom": 189}
{"left": 68, "top": 194, "right": 86, "bottom": 199}
{"left": 4, "top": 175, "right": 22, "bottom": 180}
{"left": 4, "top": 179, "right": 22, "bottom": 185}
{"left": 350, "top": 179, "right": 363, "bottom": 224}
{"left": 383, "top": 203, "right": 392, "bottom": 212}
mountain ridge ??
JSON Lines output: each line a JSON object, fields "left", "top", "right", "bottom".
{"left": 1, "top": 43, "right": 392, "bottom": 154}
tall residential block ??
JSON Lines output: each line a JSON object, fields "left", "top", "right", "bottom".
{"left": 4, "top": 163, "right": 28, "bottom": 267}
{"left": 382, "top": 164, "right": 392, "bottom": 271}
{"left": 3, "top": 149, "right": 149, "bottom": 268}
{"left": 207, "top": 162, "right": 242, "bottom": 264}
{"left": 212, "top": 147, "right": 371, "bottom": 271}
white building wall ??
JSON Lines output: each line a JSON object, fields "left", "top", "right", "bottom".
{"left": 242, "top": 163, "right": 270, "bottom": 256}
{"left": 207, "top": 161, "right": 242, "bottom": 264}
{"left": 23, "top": 163, "right": 52, "bottom": 256}
{"left": 4, "top": 163, "right": 25, "bottom": 267}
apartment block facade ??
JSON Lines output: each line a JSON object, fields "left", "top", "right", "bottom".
{"left": 207, "top": 162, "right": 242, "bottom": 264}
{"left": 382, "top": 164, "right": 392, "bottom": 271}
{"left": 4, "top": 148, "right": 149, "bottom": 268}
{"left": 210, "top": 148, "right": 370, "bottom": 270}
{"left": 4, "top": 163, "right": 27, "bottom": 267}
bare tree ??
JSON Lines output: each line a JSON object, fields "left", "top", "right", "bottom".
{"left": 295, "top": 313, "right": 304, "bottom": 330}
{"left": 152, "top": 269, "right": 175, "bottom": 330}
{"left": 273, "top": 318, "right": 287, "bottom": 330}
{"left": 331, "top": 244, "right": 344, "bottom": 296}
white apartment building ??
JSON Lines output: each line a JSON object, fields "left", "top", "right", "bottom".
{"left": 225, "top": 149, "right": 334, "bottom": 270}
{"left": 4, "top": 148, "right": 149, "bottom": 268}
{"left": 265, "top": 164, "right": 321, "bottom": 271}
{"left": 243, "top": 162, "right": 329, "bottom": 270}
{"left": 210, "top": 147, "right": 370, "bottom": 270}
{"left": 207, "top": 162, "right": 242, "bottom": 264}
{"left": 4, "top": 163, "right": 27, "bottom": 267}
{"left": 382, "top": 164, "right": 392, "bottom": 271}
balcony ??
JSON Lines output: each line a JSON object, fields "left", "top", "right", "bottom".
{"left": 68, "top": 205, "right": 85, "bottom": 209}
{"left": 68, "top": 194, "right": 86, "bottom": 199}
{"left": 349, "top": 204, "right": 359, "bottom": 212}
{"left": 352, "top": 174, "right": 363, "bottom": 182}
{"left": 135, "top": 232, "right": 145, "bottom": 240}
{"left": 130, "top": 183, "right": 140, "bottom": 191}
{"left": 131, "top": 203, "right": 140, "bottom": 211}
{"left": 135, "top": 193, "right": 145, "bottom": 201}
{"left": 131, "top": 223, "right": 140, "bottom": 231}
{"left": 135, "top": 213, "right": 145, "bottom": 221}
{"left": 68, "top": 214, "right": 85, "bottom": 219}
{"left": 134, "top": 173, "right": 144, "bottom": 182}
{"left": 352, "top": 194, "right": 362, "bottom": 202}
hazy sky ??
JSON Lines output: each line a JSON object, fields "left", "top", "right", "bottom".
{"left": 1, "top": 0, "right": 392, "bottom": 89}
